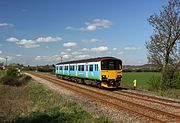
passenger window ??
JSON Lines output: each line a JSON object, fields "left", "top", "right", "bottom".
{"left": 89, "top": 65, "right": 93, "bottom": 71}
{"left": 78, "top": 65, "right": 80, "bottom": 71}
{"left": 95, "top": 64, "right": 98, "bottom": 71}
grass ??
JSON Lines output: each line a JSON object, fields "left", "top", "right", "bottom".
{"left": 121, "top": 72, "right": 161, "bottom": 89}
{"left": 0, "top": 78, "right": 110, "bottom": 123}
{"left": 121, "top": 72, "right": 180, "bottom": 99}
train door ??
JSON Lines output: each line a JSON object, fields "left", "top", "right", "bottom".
{"left": 86, "top": 63, "right": 88, "bottom": 78}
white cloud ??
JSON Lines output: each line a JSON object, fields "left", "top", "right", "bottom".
{"left": 7, "top": 37, "right": 39, "bottom": 48}
{"left": 124, "top": 47, "right": 141, "bottom": 51}
{"left": 16, "top": 54, "right": 22, "bottom": 57}
{"left": 118, "top": 51, "right": 124, "bottom": 55}
{"left": 6, "top": 36, "right": 63, "bottom": 48}
{"left": 36, "top": 36, "right": 63, "bottom": 43}
{"left": 65, "top": 19, "right": 112, "bottom": 32}
{"left": 0, "top": 22, "right": 14, "bottom": 28}
{"left": 6, "top": 37, "right": 19, "bottom": 42}
{"left": 35, "top": 54, "right": 71, "bottom": 62}
{"left": 0, "top": 57, "right": 5, "bottom": 62}
{"left": 112, "top": 48, "right": 117, "bottom": 51}
{"left": 91, "top": 46, "right": 108, "bottom": 52}
{"left": 63, "top": 42, "right": 77, "bottom": 47}
{"left": 82, "top": 46, "right": 108, "bottom": 52}
{"left": 66, "top": 49, "right": 72, "bottom": 52}
{"left": 0, "top": 56, "right": 14, "bottom": 62}
{"left": 16, "top": 39, "right": 35, "bottom": 45}
{"left": 86, "top": 25, "right": 96, "bottom": 31}
{"left": 71, "top": 51, "right": 81, "bottom": 55}
{"left": 81, "top": 48, "right": 90, "bottom": 52}
{"left": 23, "top": 44, "right": 40, "bottom": 48}
{"left": 82, "top": 38, "right": 103, "bottom": 43}
{"left": 75, "top": 55, "right": 90, "bottom": 59}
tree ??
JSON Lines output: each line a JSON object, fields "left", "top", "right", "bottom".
{"left": 146, "top": 0, "right": 180, "bottom": 89}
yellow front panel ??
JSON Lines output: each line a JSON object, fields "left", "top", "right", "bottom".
{"left": 100, "top": 70, "right": 122, "bottom": 81}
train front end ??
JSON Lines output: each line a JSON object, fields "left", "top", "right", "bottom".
{"left": 100, "top": 58, "right": 122, "bottom": 88}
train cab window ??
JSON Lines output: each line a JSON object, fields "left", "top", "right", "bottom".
{"left": 101, "top": 60, "right": 122, "bottom": 70}
{"left": 56, "top": 66, "right": 58, "bottom": 71}
{"left": 89, "top": 65, "right": 93, "bottom": 71}
{"left": 109, "top": 62, "right": 115, "bottom": 70}
{"left": 59, "top": 66, "right": 62, "bottom": 70}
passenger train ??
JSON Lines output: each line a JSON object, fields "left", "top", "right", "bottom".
{"left": 55, "top": 57, "right": 122, "bottom": 88}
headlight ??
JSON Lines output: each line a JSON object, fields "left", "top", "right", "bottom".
{"left": 102, "top": 75, "right": 106, "bottom": 78}
{"left": 117, "top": 75, "right": 121, "bottom": 78}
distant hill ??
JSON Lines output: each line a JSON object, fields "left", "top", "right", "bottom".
{"left": 123, "top": 64, "right": 160, "bottom": 72}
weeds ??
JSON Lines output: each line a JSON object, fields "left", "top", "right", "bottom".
{"left": 0, "top": 67, "right": 31, "bottom": 86}
{"left": 12, "top": 81, "right": 110, "bottom": 123}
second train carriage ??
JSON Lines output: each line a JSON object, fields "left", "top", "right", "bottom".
{"left": 55, "top": 57, "right": 122, "bottom": 88}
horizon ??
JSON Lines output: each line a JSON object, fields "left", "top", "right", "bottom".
{"left": 0, "top": 0, "right": 168, "bottom": 66}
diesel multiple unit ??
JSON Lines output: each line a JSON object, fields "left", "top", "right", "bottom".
{"left": 55, "top": 57, "right": 122, "bottom": 88}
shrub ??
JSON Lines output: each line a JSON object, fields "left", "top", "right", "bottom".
{"left": 6, "top": 67, "right": 18, "bottom": 77}
{"left": 1, "top": 67, "right": 32, "bottom": 86}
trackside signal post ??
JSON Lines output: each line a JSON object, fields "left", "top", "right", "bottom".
{"left": 133, "top": 79, "right": 137, "bottom": 90}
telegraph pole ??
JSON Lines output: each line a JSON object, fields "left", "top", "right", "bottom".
{"left": 61, "top": 57, "right": 62, "bottom": 63}
{"left": 5, "top": 57, "right": 7, "bottom": 67}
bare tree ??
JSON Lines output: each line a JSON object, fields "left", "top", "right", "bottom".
{"left": 146, "top": 0, "right": 180, "bottom": 87}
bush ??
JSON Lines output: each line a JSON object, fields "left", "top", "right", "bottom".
{"left": 1, "top": 75, "right": 31, "bottom": 87}
{"left": 1, "top": 67, "right": 32, "bottom": 86}
{"left": 6, "top": 67, "right": 18, "bottom": 77}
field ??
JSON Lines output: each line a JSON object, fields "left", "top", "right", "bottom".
{"left": 121, "top": 72, "right": 180, "bottom": 99}
{"left": 121, "top": 72, "right": 161, "bottom": 89}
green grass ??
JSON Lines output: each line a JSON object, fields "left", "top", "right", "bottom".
{"left": 0, "top": 70, "right": 5, "bottom": 79}
{"left": 13, "top": 81, "right": 110, "bottom": 123}
{"left": 121, "top": 72, "right": 180, "bottom": 99}
{"left": 121, "top": 72, "right": 161, "bottom": 89}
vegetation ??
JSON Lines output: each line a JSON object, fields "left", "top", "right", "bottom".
{"left": 121, "top": 72, "right": 180, "bottom": 99}
{"left": 121, "top": 72, "right": 161, "bottom": 90}
{"left": 0, "top": 70, "right": 110, "bottom": 123}
{"left": 146, "top": 0, "right": 180, "bottom": 90}
{"left": 0, "top": 67, "right": 31, "bottom": 86}
{"left": 25, "top": 65, "right": 55, "bottom": 73}
{"left": 13, "top": 81, "right": 109, "bottom": 123}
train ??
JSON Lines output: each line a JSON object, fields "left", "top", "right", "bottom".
{"left": 55, "top": 57, "right": 123, "bottom": 88}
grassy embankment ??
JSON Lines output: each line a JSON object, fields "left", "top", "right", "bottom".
{"left": 0, "top": 70, "right": 110, "bottom": 123}
{"left": 121, "top": 72, "right": 180, "bottom": 99}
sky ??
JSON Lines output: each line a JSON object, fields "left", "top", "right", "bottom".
{"left": 0, "top": 0, "right": 168, "bottom": 66}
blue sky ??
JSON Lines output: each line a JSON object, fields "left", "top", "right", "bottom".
{"left": 0, "top": 0, "right": 168, "bottom": 65}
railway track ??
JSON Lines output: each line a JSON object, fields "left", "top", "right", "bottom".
{"left": 27, "top": 72, "right": 180, "bottom": 122}
{"left": 112, "top": 91, "right": 180, "bottom": 109}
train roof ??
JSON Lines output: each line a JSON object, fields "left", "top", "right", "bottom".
{"left": 56, "top": 57, "right": 121, "bottom": 65}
